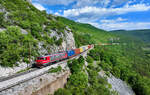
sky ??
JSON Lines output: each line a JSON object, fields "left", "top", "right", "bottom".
{"left": 32, "top": 0, "right": 150, "bottom": 31}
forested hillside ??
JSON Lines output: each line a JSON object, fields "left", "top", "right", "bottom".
{"left": 0, "top": 0, "right": 150, "bottom": 95}
{"left": 103, "top": 30, "right": 150, "bottom": 95}
{"left": 111, "top": 29, "right": 150, "bottom": 60}
{"left": 111, "top": 29, "right": 150, "bottom": 43}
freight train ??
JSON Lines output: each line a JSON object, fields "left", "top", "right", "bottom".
{"left": 35, "top": 45, "right": 93, "bottom": 67}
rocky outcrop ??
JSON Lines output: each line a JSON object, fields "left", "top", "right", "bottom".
{"left": 0, "top": 62, "right": 70, "bottom": 95}
{"left": 32, "top": 71, "right": 70, "bottom": 95}
{"left": 38, "top": 27, "right": 76, "bottom": 55}
{"left": 0, "top": 5, "right": 5, "bottom": 12}
{"left": 0, "top": 62, "right": 27, "bottom": 77}
{"left": 0, "top": 28, "right": 6, "bottom": 32}
{"left": 0, "top": 71, "right": 70, "bottom": 95}
{"left": 99, "top": 71, "right": 135, "bottom": 95}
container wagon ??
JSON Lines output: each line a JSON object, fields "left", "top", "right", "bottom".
{"left": 67, "top": 50, "right": 75, "bottom": 58}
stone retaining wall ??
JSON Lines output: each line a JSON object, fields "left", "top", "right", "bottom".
{"left": 0, "top": 70, "right": 70, "bottom": 95}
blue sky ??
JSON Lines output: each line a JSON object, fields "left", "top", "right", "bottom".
{"left": 32, "top": 0, "right": 150, "bottom": 30}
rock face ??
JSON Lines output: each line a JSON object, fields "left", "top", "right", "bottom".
{"left": 38, "top": 27, "right": 76, "bottom": 55}
{"left": 107, "top": 75, "right": 135, "bottom": 95}
{"left": 0, "top": 28, "right": 6, "bottom": 32}
{"left": 0, "top": 62, "right": 27, "bottom": 77}
{"left": 63, "top": 30, "right": 76, "bottom": 50}
{"left": 32, "top": 71, "right": 70, "bottom": 95}
{"left": 0, "top": 5, "right": 5, "bottom": 12}
{"left": 99, "top": 71, "right": 135, "bottom": 95}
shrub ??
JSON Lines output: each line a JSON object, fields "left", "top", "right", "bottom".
{"left": 55, "top": 38, "right": 63, "bottom": 46}
{"left": 48, "top": 66, "right": 62, "bottom": 73}
{"left": 66, "top": 72, "right": 88, "bottom": 90}
{"left": 88, "top": 49, "right": 100, "bottom": 61}
{"left": 0, "top": 26, "right": 38, "bottom": 67}
{"left": 78, "top": 56, "right": 84, "bottom": 64}
{"left": 54, "top": 88, "right": 72, "bottom": 95}
{"left": 70, "top": 59, "right": 81, "bottom": 73}
{"left": 20, "top": 20, "right": 31, "bottom": 29}
{"left": 86, "top": 55, "right": 94, "bottom": 63}
{"left": 23, "top": 57, "right": 29, "bottom": 64}
{"left": 0, "top": 12, "right": 4, "bottom": 27}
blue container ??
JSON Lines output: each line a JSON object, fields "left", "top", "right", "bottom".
{"left": 67, "top": 50, "right": 75, "bottom": 57}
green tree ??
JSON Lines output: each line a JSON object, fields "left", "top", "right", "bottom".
{"left": 66, "top": 72, "right": 88, "bottom": 92}
{"left": 0, "top": 12, "right": 4, "bottom": 27}
{"left": 55, "top": 38, "right": 63, "bottom": 46}
{"left": 86, "top": 55, "right": 94, "bottom": 63}
{"left": 20, "top": 20, "right": 31, "bottom": 29}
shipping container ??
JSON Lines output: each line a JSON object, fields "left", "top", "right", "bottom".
{"left": 83, "top": 47, "right": 86, "bottom": 51}
{"left": 79, "top": 48, "right": 84, "bottom": 53}
{"left": 85, "top": 46, "right": 88, "bottom": 50}
{"left": 81, "top": 46, "right": 86, "bottom": 51}
{"left": 74, "top": 48, "right": 80, "bottom": 55}
{"left": 67, "top": 50, "right": 75, "bottom": 57}
{"left": 88, "top": 45, "right": 91, "bottom": 49}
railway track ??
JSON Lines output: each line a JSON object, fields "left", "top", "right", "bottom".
{"left": 0, "top": 60, "right": 67, "bottom": 92}
{"left": 0, "top": 48, "right": 92, "bottom": 92}
{"left": 0, "top": 68, "right": 38, "bottom": 82}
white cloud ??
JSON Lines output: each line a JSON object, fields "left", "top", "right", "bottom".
{"left": 99, "top": 22, "right": 150, "bottom": 30}
{"left": 111, "top": 0, "right": 129, "bottom": 7}
{"left": 47, "top": 10, "right": 53, "bottom": 14}
{"left": 54, "top": 12, "right": 61, "bottom": 16}
{"left": 101, "top": 17, "right": 127, "bottom": 23}
{"left": 61, "top": 3, "right": 150, "bottom": 30}
{"left": 62, "top": 3, "right": 150, "bottom": 30}
{"left": 116, "top": 17, "right": 127, "bottom": 21}
{"left": 33, "top": 3, "right": 46, "bottom": 11}
{"left": 63, "top": 4, "right": 150, "bottom": 18}
{"left": 72, "top": 0, "right": 134, "bottom": 8}
{"left": 98, "top": 18, "right": 150, "bottom": 30}
{"left": 32, "top": 0, "right": 76, "bottom": 6}
{"left": 76, "top": 17, "right": 150, "bottom": 30}
{"left": 72, "top": 0, "right": 111, "bottom": 8}
{"left": 32, "top": 0, "right": 129, "bottom": 8}
{"left": 32, "top": 0, "right": 110, "bottom": 7}
{"left": 101, "top": 0, "right": 111, "bottom": 7}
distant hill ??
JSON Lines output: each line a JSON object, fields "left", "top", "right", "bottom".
{"left": 111, "top": 29, "right": 150, "bottom": 43}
